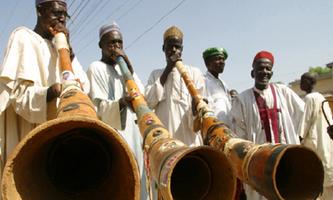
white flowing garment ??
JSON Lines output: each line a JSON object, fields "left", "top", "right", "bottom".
{"left": 230, "top": 83, "right": 304, "bottom": 200}
{"left": 0, "top": 26, "right": 89, "bottom": 172}
{"left": 298, "top": 92, "right": 333, "bottom": 199}
{"left": 204, "top": 71, "right": 232, "bottom": 123}
{"left": 87, "top": 61, "right": 148, "bottom": 200}
{"left": 145, "top": 65, "right": 204, "bottom": 147}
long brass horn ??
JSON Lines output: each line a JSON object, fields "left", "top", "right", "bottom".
{"left": 174, "top": 59, "right": 324, "bottom": 200}
{"left": 116, "top": 57, "right": 237, "bottom": 200}
{"left": 1, "top": 33, "right": 140, "bottom": 200}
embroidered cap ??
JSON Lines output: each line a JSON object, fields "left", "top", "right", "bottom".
{"left": 163, "top": 26, "right": 183, "bottom": 41}
{"left": 253, "top": 51, "right": 274, "bottom": 66}
{"left": 202, "top": 47, "right": 228, "bottom": 60}
{"left": 35, "top": 0, "right": 66, "bottom": 6}
{"left": 99, "top": 22, "right": 121, "bottom": 40}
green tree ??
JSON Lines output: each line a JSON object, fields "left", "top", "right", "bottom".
{"left": 308, "top": 66, "right": 332, "bottom": 75}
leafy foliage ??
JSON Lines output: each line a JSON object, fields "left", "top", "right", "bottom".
{"left": 309, "top": 66, "right": 332, "bottom": 75}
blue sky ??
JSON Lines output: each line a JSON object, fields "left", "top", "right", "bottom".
{"left": 1, "top": 0, "right": 333, "bottom": 92}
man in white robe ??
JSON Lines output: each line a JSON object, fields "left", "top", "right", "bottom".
{"left": 230, "top": 51, "right": 304, "bottom": 200}
{"left": 0, "top": 0, "right": 89, "bottom": 186}
{"left": 202, "top": 47, "right": 232, "bottom": 123}
{"left": 145, "top": 26, "right": 204, "bottom": 147}
{"left": 298, "top": 72, "right": 333, "bottom": 200}
{"left": 86, "top": 23, "right": 148, "bottom": 200}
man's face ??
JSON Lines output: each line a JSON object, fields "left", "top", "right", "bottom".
{"left": 206, "top": 54, "right": 225, "bottom": 75}
{"left": 252, "top": 58, "right": 273, "bottom": 89}
{"left": 100, "top": 31, "right": 123, "bottom": 61}
{"left": 38, "top": 2, "right": 68, "bottom": 36}
{"left": 163, "top": 37, "right": 183, "bottom": 63}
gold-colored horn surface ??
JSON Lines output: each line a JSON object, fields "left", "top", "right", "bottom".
{"left": 152, "top": 141, "right": 236, "bottom": 200}
{"left": 2, "top": 116, "right": 140, "bottom": 200}
{"left": 174, "top": 60, "right": 325, "bottom": 200}
{"left": 2, "top": 88, "right": 140, "bottom": 200}
{"left": 2, "top": 32, "right": 140, "bottom": 200}
{"left": 224, "top": 140, "right": 324, "bottom": 199}
{"left": 116, "top": 56, "right": 237, "bottom": 200}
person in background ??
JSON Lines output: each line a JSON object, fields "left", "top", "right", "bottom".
{"left": 229, "top": 51, "right": 304, "bottom": 200}
{"left": 0, "top": 0, "right": 89, "bottom": 186}
{"left": 86, "top": 22, "right": 148, "bottom": 200}
{"left": 298, "top": 72, "right": 333, "bottom": 200}
{"left": 202, "top": 47, "right": 232, "bottom": 123}
{"left": 229, "top": 89, "right": 238, "bottom": 100}
{"left": 145, "top": 26, "right": 204, "bottom": 147}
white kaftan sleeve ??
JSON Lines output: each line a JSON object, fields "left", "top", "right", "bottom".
{"left": 187, "top": 67, "right": 205, "bottom": 132}
{"left": 1, "top": 27, "right": 43, "bottom": 87}
{"left": 97, "top": 99, "right": 123, "bottom": 130}
{"left": 281, "top": 85, "right": 305, "bottom": 135}
{"left": 298, "top": 95, "right": 314, "bottom": 140}
{"left": 229, "top": 96, "right": 248, "bottom": 139}
{"left": 87, "top": 62, "right": 123, "bottom": 130}
{"left": 145, "top": 70, "right": 165, "bottom": 109}
{"left": 193, "top": 68, "right": 205, "bottom": 96}
{"left": 1, "top": 27, "right": 50, "bottom": 123}
{"left": 0, "top": 83, "right": 11, "bottom": 114}
{"left": 72, "top": 57, "right": 90, "bottom": 94}
{"left": 11, "top": 79, "right": 48, "bottom": 123}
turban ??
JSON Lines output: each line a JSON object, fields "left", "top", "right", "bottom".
{"left": 35, "top": 0, "right": 66, "bottom": 6}
{"left": 99, "top": 22, "right": 121, "bottom": 40}
{"left": 253, "top": 51, "right": 274, "bottom": 65}
{"left": 163, "top": 26, "right": 183, "bottom": 41}
{"left": 202, "top": 47, "right": 228, "bottom": 60}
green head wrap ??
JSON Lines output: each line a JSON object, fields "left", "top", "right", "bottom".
{"left": 202, "top": 47, "right": 228, "bottom": 60}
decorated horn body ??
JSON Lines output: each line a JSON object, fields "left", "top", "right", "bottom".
{"left": 116, "top": 56, "right": 237, "bottom": 200}
{"left": 175, "top": 60, "right": 324, "bottom": 200}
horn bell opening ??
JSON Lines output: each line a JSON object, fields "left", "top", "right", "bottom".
{"left": 170, "top": 147, "right": 236, "bottom": 200}
{"left": 2, "top": 117, "right": 140, "bottom": 200}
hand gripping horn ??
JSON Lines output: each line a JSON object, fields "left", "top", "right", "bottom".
{"left": 2, "top": 33, "right": 140, "bottom": 200}
{"left": 116, "top": 56, "right": 237, "bottom": 200}
{"left": 174, "top": 59, "right": 324, "bottom": 200}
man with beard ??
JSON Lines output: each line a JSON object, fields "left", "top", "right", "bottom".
{"left": 0, "top": 0, "right": 89, "bottom": 188}
{"left": 87, "top": 22, "right": 148, "bottom": 200}
{"left": 298, "top": 72, "right": 333, "bottom": 200}
{"left": 202, "top": 47, "right": 232, "bottom": 123}
{"left": 229, "top": 51, "right": 304, "bottom": 200}
{"left": 145, "top": 26, "right": 204, "bottom": 147}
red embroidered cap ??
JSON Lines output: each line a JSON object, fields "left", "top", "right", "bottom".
{"left": 253, "top": 51, "right": 274, "bottom": 66}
